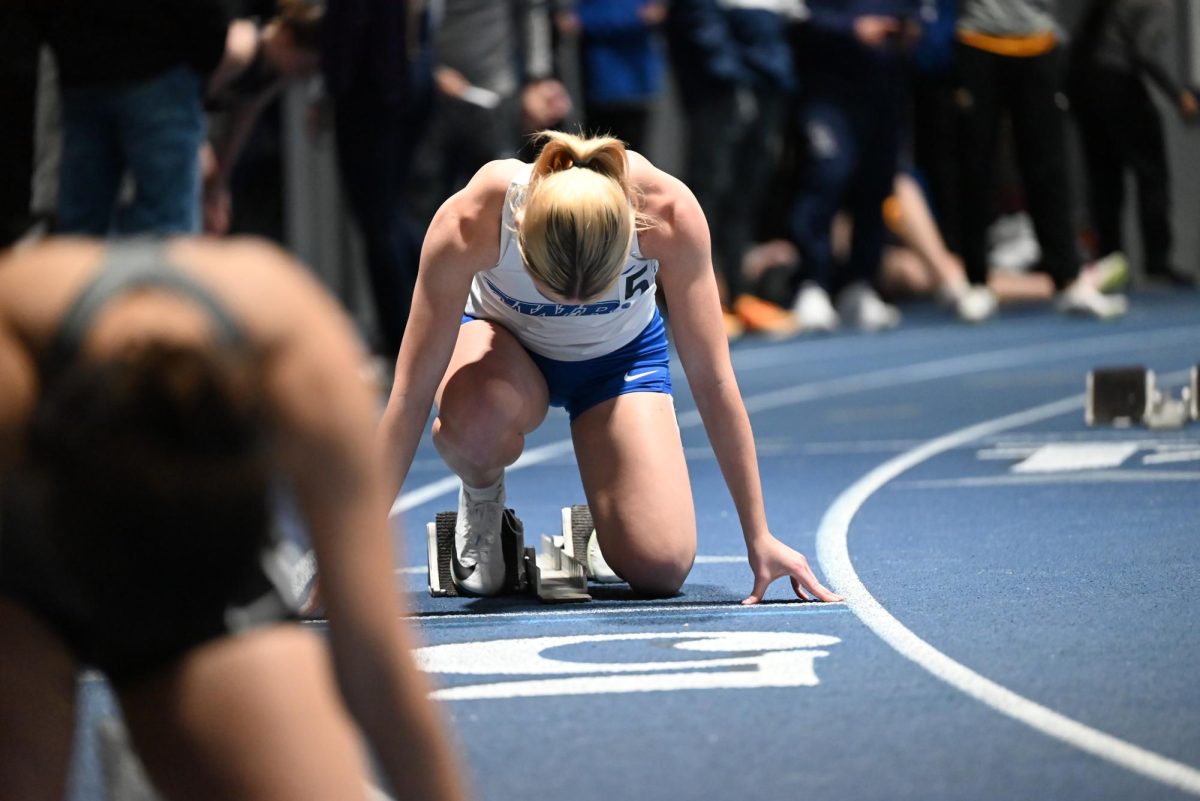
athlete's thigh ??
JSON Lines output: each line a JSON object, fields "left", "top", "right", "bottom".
{"left": 0, "top": 600, "right": 77, "bottom": 801}
{"left": 434, "top": 320, "right": 549, "bottom": 434}
{"left": 570, "top": 392, "right": 696, "bottom": 584}
{"left": 117, "top": 625, "right": 371, "bottom": 801}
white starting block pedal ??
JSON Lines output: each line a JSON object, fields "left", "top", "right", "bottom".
{"left": 1086, "top": 366, "right": 1194, "bottom": 429}
{"left": 561, "top": 505, "right": 623, "bottom": 584}
{"left": 426, "top": 508, "right": 592, "bottom": 602}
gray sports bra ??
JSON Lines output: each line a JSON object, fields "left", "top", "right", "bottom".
{"left": 42, "top": 239, "right": 244, "bottom": 379}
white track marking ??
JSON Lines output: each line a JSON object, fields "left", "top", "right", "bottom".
{"left": 816, "top": 375, "right": 1200, "bottom": 796}
{"left": 416, "top": 631, "right": 839, "bottom": 700}
{"left": 693, "top": 555, "right": 748, "bottom": 564}
{"left": 391, "top": 325, "right": 1200, "bottom": 517}
{"left": 1144, "top": 449, "right": 1200, "bottom": 465}
{"left": 900, "top": 470, "right": 1200, "bottom": 489}
{"left": 1010, "top": 443, "right": 1140, "bottom": 473}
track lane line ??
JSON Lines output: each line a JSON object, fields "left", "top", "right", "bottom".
{"left": 815, "top": 373, "right": 1200, "bottom": 795}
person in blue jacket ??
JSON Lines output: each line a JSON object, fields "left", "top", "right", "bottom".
{"left": 559, "top": 0, "right": 666, "bottom": 154}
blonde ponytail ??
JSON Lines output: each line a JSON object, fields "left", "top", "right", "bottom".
{"left": 516, "top": 131, "right": 652, "bottom": 301}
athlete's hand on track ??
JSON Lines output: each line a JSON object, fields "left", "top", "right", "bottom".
{"left": 743, "top": 535, "right": 843, "bottom": 605}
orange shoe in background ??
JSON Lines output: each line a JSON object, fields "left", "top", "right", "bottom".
{"left": 733, "top": 295, "right": 801, "bottom": 338}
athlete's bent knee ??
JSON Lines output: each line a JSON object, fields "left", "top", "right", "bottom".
{"left": 620, "top": 554, "right": 692, "bottom": 598}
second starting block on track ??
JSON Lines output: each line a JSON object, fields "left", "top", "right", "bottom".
{"left": 1086, "top": 365, "right": 1199, "bottom": 429}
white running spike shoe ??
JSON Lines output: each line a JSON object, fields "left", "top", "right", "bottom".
{"left": 451, "top": 476, "right": 507, "bottom": 596}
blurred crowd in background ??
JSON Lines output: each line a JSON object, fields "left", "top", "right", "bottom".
{"left": 2, "top": 0, "right": 1197, "bottom": 359}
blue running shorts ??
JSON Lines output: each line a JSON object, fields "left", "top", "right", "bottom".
{"left": 461, "top": 309, "right": 672, "bottom": 421}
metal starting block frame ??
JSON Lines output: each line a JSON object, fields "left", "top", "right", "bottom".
{"left": 1086, "top": 365, "right": 1198, "bottom": 430}
{"left": 426, "top": 508, "right": 592, "bottom": 602}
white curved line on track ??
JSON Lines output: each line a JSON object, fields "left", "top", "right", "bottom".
{"left": 815, "top": 372, "right": 1200, "bottom": 796}
{"left": 385, "top": 326, "right": 1200, "bottom": 789}
{"left": 391, "top": 323, "right": 1200, "bottom": 517}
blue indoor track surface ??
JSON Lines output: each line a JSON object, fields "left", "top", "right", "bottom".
{"left": 71, "top": 290, "right": 1200, "bottom": 801}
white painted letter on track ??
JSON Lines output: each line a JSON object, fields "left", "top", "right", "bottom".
{"left": 414, "top": 631, "right": 840, "bottom": 701}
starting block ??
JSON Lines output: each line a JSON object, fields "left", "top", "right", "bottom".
{"left": 1086, "top": 365, "right": 1197, "bottom": 429}
{"left": 426, "top": 506, "right": 595, "bottom": 602}
{"left": 561, "top": 504, "right": 623, "bottom": 584}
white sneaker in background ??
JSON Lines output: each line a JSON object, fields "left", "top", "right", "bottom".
{"left": 837, "top": 282, "right": 901, "bottom": 331}
{"left": 1080, "top": 252, "right": 1130, "bottom": 293}
{"left": 452, "top": 475, "right": 507, "bottom": 596}
{"left": 1056, "top": 280, "right": 1129, "bottom": 320}
{"left": 792, "top": 282, "right": 840, "bottom": 332}
{"left": 988, "top": 212, "right": 1041, "bottom": 272}
{"left": 934, "top": 277, "right": 970, "bottom": 308}
{"left": 954, "top": 285, "right": 999, "bottom": 323}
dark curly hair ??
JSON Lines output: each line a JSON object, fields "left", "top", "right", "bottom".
{"left": 25, "top": 342, "right": 273, "bottom": 622}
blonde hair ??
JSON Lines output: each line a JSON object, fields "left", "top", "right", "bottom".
{"left": 516, "top": 131, "right": 652, "bottom": 301}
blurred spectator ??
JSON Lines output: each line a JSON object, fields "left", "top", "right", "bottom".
{"left": 954, "top": 0, "right": 1127, "bottom": 319}
{"left": 35, "top": 0, "right": 233, "bottom": 236}
{"left": 411, "top": 0, "right": 571, "bottom": 227}
{"left": 667, "top": 0, "right": 800, "bottom": 338}
{"left": 203, "top": 1, "right": 324, "bottom": 235}
{"left": 557, "top": 0, "right": 666, "bottom": 153}
{"left": 877, "top": 172, "right": 1129, "bottom": 305}
{"left": 322, "top": 0, "right": 434, "bottom": 359}
{"left": 787, "top": 0, "right": 919, "bottom": 333}
{"left": 909, "top": 0, "right": 960, "bottom": 254}
{"left": 0, "top": 3, "right": 41, "bottom": 248}
{"left": 1067, "top": 0, "right": 1199, "bottom": 287}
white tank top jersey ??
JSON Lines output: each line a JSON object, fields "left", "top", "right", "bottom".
{"left": 464, "top": 164, "right": 660, "bottom": 362}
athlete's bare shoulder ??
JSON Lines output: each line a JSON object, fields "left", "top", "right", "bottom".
{"left": 449, "top": 158, "right": 525, "bottom": 226}
{"left": 0, "top": 238, "right": 103, "bottom": 297}
{"left": 625, "top": 150, "right": 702, "bottom": 252}
{"left": 0, "top": 238, "right": 106, "bottom": 338}
{"left": 426, "top": 158, "right": 526, "bottom": 272}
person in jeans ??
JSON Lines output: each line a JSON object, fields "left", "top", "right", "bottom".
{"left": 36, "top": 0, "right": 232, "bottom": 236}
{"left": 787, "top": 0, "right": 918, "bottom": 333}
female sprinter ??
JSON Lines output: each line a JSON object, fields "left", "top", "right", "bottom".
{"left": 0, "top": 238, "right": 464, "bottom": 801}
{"left": 379, "top": 131, "right": 841, "bottom": 604}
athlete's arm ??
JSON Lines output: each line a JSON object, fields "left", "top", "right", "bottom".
{"left": 378, "top": 160, "right": 516, "bottom": 505}
{"left": 636, "top": 156, "right": 841, "bottom": 604}
{"left": 251, "top": 246, "right": 467, "bottom": 801}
